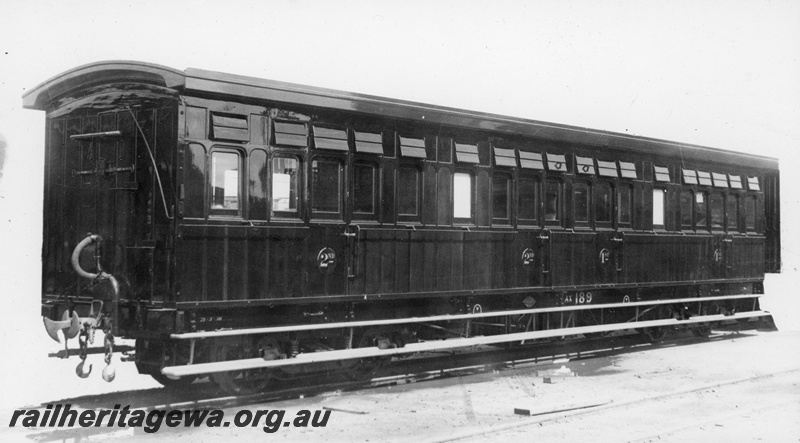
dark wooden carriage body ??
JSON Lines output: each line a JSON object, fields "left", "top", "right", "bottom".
{"left": 25, "top": 61, "right": 780, "bottom": 385}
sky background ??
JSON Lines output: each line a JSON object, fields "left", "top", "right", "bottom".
{"left": 0, "top": 0, "right": 798, "bottom": 374}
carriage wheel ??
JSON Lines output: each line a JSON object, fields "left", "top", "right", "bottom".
{"left": 638, "top": 326, "right": 668, "bottom": 343}
{"left": 150, "top": 372, "right": 198, "bottom": 389}
{"left": 343, "top": 329, "right": 390, "bottom": 381}
{"left": 211, "top": 337, "right": 277, "bottom": 395}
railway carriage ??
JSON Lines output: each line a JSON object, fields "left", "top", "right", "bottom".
{"left": 25, "top": 61, "right": 780, "bottom": 394}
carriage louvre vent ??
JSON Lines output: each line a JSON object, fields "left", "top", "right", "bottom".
{"left": 682, "top": 169, "right": 698, "bottom": 185}
{"left": 597, "top": 160, "right": 619, "bottom": 177}
{"left": 211, "top": 113, "right": 249, "bottom": 142}
{"left": 399, "top": 136, "right": 427, "bottom": 159}
{"left": 620, "top": 161, "right": 638, "bottom": 179}
{"left": 747, "top": 176, "right": 760, "bottom": 191}
{"left": 455, "top": 142, "right": 480, "bottom": 164}
{"left": 546, "top": 153, "right": 567, "bottom": 172}
{"left": 354, "top": 131, "right": 383, "bottom": 154}
{"left": 493, "top": 147, "right": 517, "bottom": 167}
{"left": 313, "top": 126, "right": 349, "bottom": 151}
{"left": 655, "top": 165, "right": 671, "bottom": 182}
{"left": 697, "top": 171, "right": 713, "bottom": 186}
{"left": 575, "top": 156, "right": 596, "bottom": 175}
{"left": 712, "top": 172, "right": 729, "bottom": 188}
{"left": 729, "top": 174, "right": 743, "bottom": 189}
{"left": 273, "top": 121, "right": 307, "bottom": 147}
{"left": 518, "top": 150, "right": 544, "bottom": 169}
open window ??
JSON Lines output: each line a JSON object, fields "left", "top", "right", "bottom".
{"left": 544, "top": 179, "right": 562, "bottom": 225}
{"left": 453, "top": 172, "right": 474, "bottom": 223}
{"left": 652, "top": 188, "right": 666, "bottom": 229}
{"left": 272, "top": 156, "right": 300, "bottom": 217}
{"left": 695, "top": 192, "right": 708, "bottom": 230}
{"left": 210, "top": 149, "right": 242, "bottom": 217}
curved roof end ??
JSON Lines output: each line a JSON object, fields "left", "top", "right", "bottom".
{"left": 22, "top": 60, "right": 185, "bottom": 110}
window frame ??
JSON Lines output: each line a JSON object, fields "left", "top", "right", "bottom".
{"left": 208, "top": 146, "right": 244, "bottom": 219}
{"left": 572, "top": 180, "right": 591, "bottom": 228}
{"left": 271, "top": 154, "right": 302, "bottom": 220}
{"left": 310, "top": 156, "right": 345, "bottom": 220}
{"left": 396, "top": 163, "right": 423, "bottom": 223}
{"left": 652, "top": 187, "right": 667, "bottom": 230}
{"left": 453, "top": 170, "right": 475, "bottom": 225}
{"left": 594, "top": 180, "right": 614, "bottom": 229}
{"left": 517, "top": 173, "right": 541, "bottom": 227}
{"left": 616, "top": 182, "right": 633, "bottom": 229}
{"left": 351, "top": 160, "right": 380, "bottom": 221}
{"left": 491, "top": 172, "right": 513, "bottom": 226}
{"left": 544, "top": 178, "right": 563, "bottom": 227}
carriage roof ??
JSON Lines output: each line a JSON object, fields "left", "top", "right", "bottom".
{"left": 23, "top": 60, "right": 778, "bottom": 170}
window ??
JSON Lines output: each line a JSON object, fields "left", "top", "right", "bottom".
{"left": 545, "top": 180, "right": 561, "bottom": 222}
{"left": 398, "top": 166, "right": 419, "bottom": 216}
{"left": 353, "top": 163, "right": 376, "bottom": 215}
{"left": 729, "top": 174, "right": 743, "bottom": 190}
{"left": 680, "top": 190, "right": 693, "bottom": 228}
{"left": 519, "top": 150, "right": 544, "bottom": 170}
{"left": 453, "top": 172, "right": 473, "bottom": 221}
{"left": 399, "top": 136, "right": 426, "bottom": 159}
{"left": 654, "top": 165, "right": 670, "bottom": 182}
{"left": 249, "top": 149, "right": 268, "bottom": 220}
{"left": 210, "top": 150, "right": 241, "bottom": 216}
{"left": 183, "top": 143, "right": 206, "bottom": 218}
{"left": 695, "top": 192, "right": 708, "bottom": 229}
{"left": 682, "top": 169, "right": 698, "bottom": 185}
{"left": 492, "top": 175, "right": 511, "bottom": 222}
{"left": 652, "top": 188, "right": 666, "bottom": 227}
{"left": 573, "top": 182, "right": 590, "bottom": 223}
{"left": 710, "top": 193, "right": 724, "bottom": 229}
{"left": 745, "top": 195, "right": 756, "bottom": 230}
{"left": 493, "top": 147, "right": 517, "bottom": 168}
{"left": 311, "top": 159, "right": 342, "bottom": 214}
{"left": 747, "top": 176, "right": 760, "bottom": 191}
{"left": 354, "top": 131, "right": 383, "bottom": 154}
{"left": 618, "top": 184, "right": 632, "bottom": 225}
{"left": 273, "top": 121, "right": 307, "bottom": 147}
{"left": 726, "top": 194, "right": 738, "bottom": 230}
{"left": 597, "top": 160, "right": 618, "bottom": 178}
{"left": 620, "top": 161, "right": 638, "bottom": 179}
{"left": 575, "top": 156, "right": 596, "bottom": 175}
{"left": 697, "top": 171, "right": 712, "bottom": 187}
{"left": 210, "top": 113, "right": 249, "bottom": 142}
{"left": 595, "top": 182, "right": 612, "bottom": 223}
{"left": 455, "top": 143, "right": 479, "bottom": 164}
{"left": 518, "top": 177, "right": 539, "bottom": 221}
{"left": 546, "top": 153, "right": 567, "bottom": 172}
{"left": 272, "top": 157, "right": 299, "bottom": 214}
{"left": 313, "top": 126, "right": 349, "bottom": 151}
{"left": 712, "top": 173, "right": 728, "bottom": 188}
